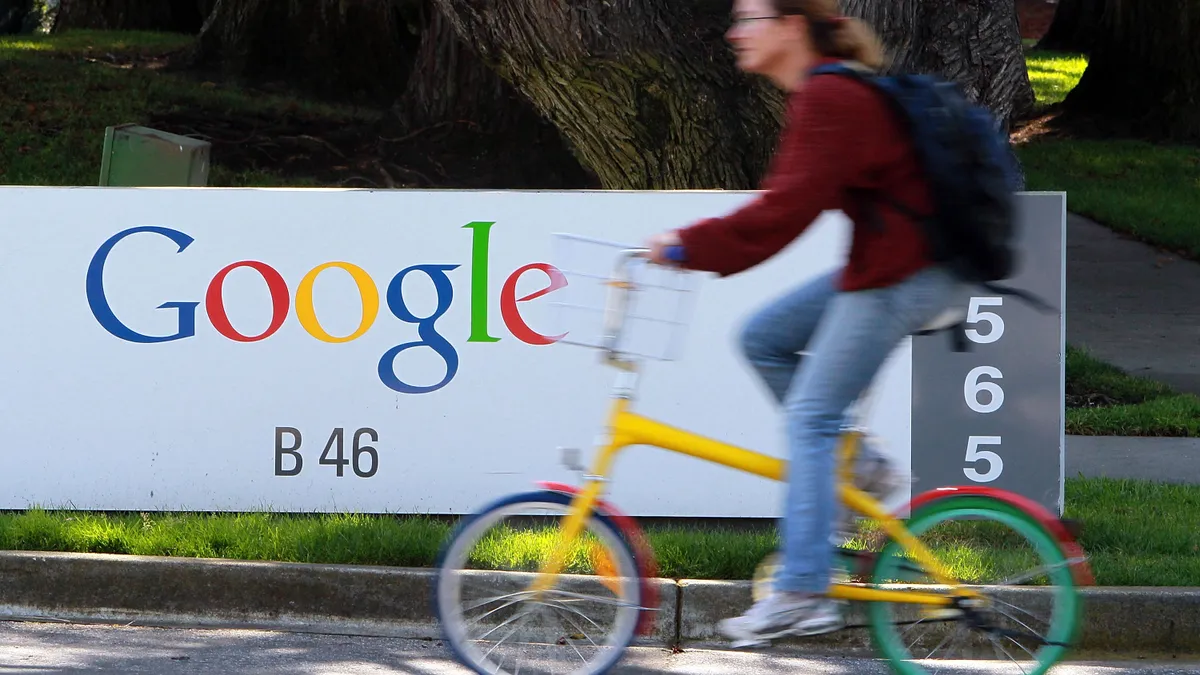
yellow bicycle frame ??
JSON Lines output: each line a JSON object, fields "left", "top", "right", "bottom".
{"left": 530, "top": 395, "right": 981, "bottom": 607}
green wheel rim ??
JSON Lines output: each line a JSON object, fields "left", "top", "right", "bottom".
{"left": 867, "top": 496, "right": 1081, "bottom": 675}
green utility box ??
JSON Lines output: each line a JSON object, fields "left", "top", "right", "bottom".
{"left": 98, "top": 124, "right": 211, "bottom": 187}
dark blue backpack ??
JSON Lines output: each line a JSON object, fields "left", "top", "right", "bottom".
{"left": 809, "top": 62, "right": 1053, "bottom": 346}
{"left": 810, "top": 61, "right": 1025, "bottom": 282}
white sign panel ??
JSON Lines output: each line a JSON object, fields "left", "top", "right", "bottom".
{"left": 0, "top": 187, "right": 1060, "bottom": 517}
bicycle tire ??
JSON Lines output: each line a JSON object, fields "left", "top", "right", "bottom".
{"left": 867, "top": 495, "right": 1082, "bottom": 675}
{"left": 434, "top": 490, "right": 644, "bottom": 675}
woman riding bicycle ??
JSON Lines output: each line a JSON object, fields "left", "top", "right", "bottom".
{"left": 644, "top": 0, "right": 959, "bottom": 645}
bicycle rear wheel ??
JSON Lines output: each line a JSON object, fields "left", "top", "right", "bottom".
{"left": 867, "top": 495, "right": 1082, "bottom": 675}
{"left": 434, "top": 490, "right": 644, "bottom": 675}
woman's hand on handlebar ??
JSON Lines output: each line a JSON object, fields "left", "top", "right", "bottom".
{"left": 644, "top": 230, "right": 684, "bottom": 266}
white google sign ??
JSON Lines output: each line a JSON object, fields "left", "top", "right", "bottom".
{"left": 0, "top": 187, "right": 1064, "bottom": 517}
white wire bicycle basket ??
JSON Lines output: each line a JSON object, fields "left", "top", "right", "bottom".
{"left": 547, "top": 232, "right": 703, "bottom": 362}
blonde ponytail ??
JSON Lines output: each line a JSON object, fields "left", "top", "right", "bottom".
{"left": 826, "top": 17, "right": 887, "bottom": 70}
{"left": 772, "top": 0, "right": 889, "bottom": 71}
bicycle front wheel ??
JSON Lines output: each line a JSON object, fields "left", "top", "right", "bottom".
{"left": 434, "top": 490, "right": 644, "bottom": 675}
{"left": 867, "top": 495, "right": 1082, "bottom": 675}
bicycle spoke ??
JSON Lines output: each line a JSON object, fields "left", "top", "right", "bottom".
{"left": 564, "top": 637, "right": 588, "bottom": 666}
{"left": 477, "top": 605, "right": 537, "bottom": 644}
{"left": 986, "top": 632, "right": 1029, "bottom": 675}
{"left": 902, "top": 617, "right": 932, "bottom": 651}
{"left": 482, "top": 616, "right": 532, "bottom": 664}
{"left": 988, "top": 595, "right": 1049, "bottom": 628}
{"left": 550, "top": 605, "right": 601, "bottom": 649}
{"left": 479, "top": 609, "right": 537, "bottom": 664}
{"left": 537, "top": 588, "right": 641, "bottom": 608}
{"left": 462, "top": 590, "right": 536, "bottom": 615}
{"left": 996, "top": 557, "right": 1087, "bottom": 586}
{"left": 548, "top": 605, "right": 602, "bottom": 669}
{"left": 922, "top": 622, "right": 964, "bottom": 660}
{"left": 464, "top": 593, "right": 537, "bottom": 631}
{"left": 535, "top": 599, "right": 608, "bottom": 635}
{"left": 1005, "top": 631, "right": 1041, "bottom": 662}
{"left": 989, "top": 602, "right": 1050, "bottom": 646}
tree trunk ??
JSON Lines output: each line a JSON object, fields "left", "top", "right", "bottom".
{"left": 1036, "top": 0, "right": 1105, "bottom": 53}
{"left": 391, "top": 0, "right": 600, "bottom": 187}
{"left": 52, "top": 0, "right": 207, "bottom": 32}
{"left": 843, "top": 0, "right": 1036, "bottom": 128}
{"left": 1063, "top": 0, "right": 1200, "bottom": 141}
{"left": 192, "top": 0, "right": 422, "bottom": 103}
{"left": 395, "top": 0, "right": 526, "bottom": 133}
{"left": 431, "top": 0, "right": 1033, "bottom": 190}
{"left": 430, "top": 0, "right": 785, "bottom": 190}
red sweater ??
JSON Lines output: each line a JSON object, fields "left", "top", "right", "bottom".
{"left": 676, "top": 60, "right": 933, "bottom": 291}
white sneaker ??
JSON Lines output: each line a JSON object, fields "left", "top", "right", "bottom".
{"left": 717, "top": 591, "right": 845, "bottom": 648}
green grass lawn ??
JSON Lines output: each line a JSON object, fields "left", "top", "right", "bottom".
{"left": 1065, "top": 345, "right": 1200, "bottom": 437}
{"left": 1064, "top": 477, "right": 1200, "bottom": 586}
{"left": 0, "top": 30, "right": 371, "bottom": 187}
{"left": 1018, "top": 49, "right": 1200, "bottom": 259}
{"left": 2, "top": 476, "right": 1196, "bottom": 585}
{"left": 1024, "top": 49, "right": 1090, "bottom": 108}
{"left": 1020, "top": 137, "right": 1200, "bottom": 258}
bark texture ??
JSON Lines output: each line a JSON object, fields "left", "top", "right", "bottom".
{"left": 430, "top": 0, "right": 784, "bottom": 190}
{"left": 391, "top": 0, "right": 595, "bottom": 187}
{"left": 193, "top": 0, "right": 421, "bottom": 102}
{"left": 52, "top": 0, "right": 209, "bottom": 32}
{"left": 843, "top": 0, "right": 1036, "bottom": 127}
{"left": 1064, "top": 0, "right": 1200, "bottom": 141}
{"left": 1036, "top": 0, "right": 1105, "bottom": 53}
{"left": 396, "top": 1, "right": 528, "bottom": 133}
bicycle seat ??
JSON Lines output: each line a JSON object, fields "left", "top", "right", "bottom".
{"left": 917, "top": 306, "right": 967, "bottom": 335}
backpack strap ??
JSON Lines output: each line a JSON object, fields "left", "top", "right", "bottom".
{"left": 810, "top": 60, "right": 876, "bottom": 77}
{"left": 910, "top": 280, "right": 1057, "bottom": 354}
{"left": 977, "top": 281, "right": 1057, "bottom": 314}
{"left": 930, "top": 321, "right": 971, "bottom": 352}
{"left": 811, "top": 62, "right": 926, "bottom": 233}
{"left": 914, "top": 309, "right": 973, "bottom": 352}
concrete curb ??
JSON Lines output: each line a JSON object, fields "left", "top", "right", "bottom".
{"left": 678, "top": 579, "right": 1200, "bottom": 655}
{"left": 2, "top": 551, "right": 1199, "bottom": 656}
{"left": 0, "top": 550, "right": 443, "bottom": 639}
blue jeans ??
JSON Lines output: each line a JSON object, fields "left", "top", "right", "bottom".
{"left": 739, "top": 264, "right": 960, "bottom": 594}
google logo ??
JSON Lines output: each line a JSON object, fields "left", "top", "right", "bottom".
{"left": 85, "top": 222, "right": 567, "bottom": 394}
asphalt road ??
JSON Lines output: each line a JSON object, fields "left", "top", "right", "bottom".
{"left": 2, "top": 620, "right": 1199, "bottom": 674}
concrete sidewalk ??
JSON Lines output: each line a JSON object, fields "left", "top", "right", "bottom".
{"left": 1066, "top": 213, "right": 1200, "bottom": 396}
{"left": 1061, "top": 213, "right": 1200, "bottom": 483}
{"left": 1067, "top": 435, "right": 1200, "bottom": 484}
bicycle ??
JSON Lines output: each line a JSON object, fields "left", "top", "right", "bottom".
{"left": 433, "top": 234, "right": 1093, "bottom": 675}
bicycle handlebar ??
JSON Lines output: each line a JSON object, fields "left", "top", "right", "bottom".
{"left": 600, "top": 247, "right": 651, "bottom": 358}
